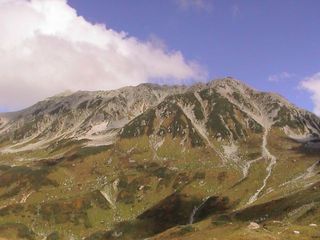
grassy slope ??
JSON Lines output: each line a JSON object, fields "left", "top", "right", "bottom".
{"left": 0, "top": 92, "right": 319, "bottom": 239}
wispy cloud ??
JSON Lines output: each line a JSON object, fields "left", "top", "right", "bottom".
{"left": 0, "top": 0, "right": 206, "bottom": 110}
{"left": 231, "top": 4, "right": 240, "bottom": 18}
{"left": 268, "top": 72, "right": 296, "bottom": 82}
{"left": 300, "top": 73, "right": 320, "bottom": 115}
{"left": 175, "top": 0, "right": 213, "bottom": 12}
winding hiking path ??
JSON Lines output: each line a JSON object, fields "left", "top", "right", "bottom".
{"left": 247, "top": 127, "right": 276, "bottom": 204}
{"left": 240, "top": 157, "right": 263, "bottom": 181}
{"left": 223, "top": 95, "right": 278, "bottom": 205}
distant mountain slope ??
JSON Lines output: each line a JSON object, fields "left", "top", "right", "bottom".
{"left": 0, "top": 77, "right": 319, "bottom": 240}
{"left": 0, "top": 84, "right": 186, "bottom": 151}
{"left": 1, "top": 77, "right": 319, "bottom": 153}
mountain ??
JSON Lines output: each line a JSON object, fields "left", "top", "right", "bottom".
{"left": 0, "top": 77, "right": 319, "bottom": 240}
{"left": 0, "top": 84, "right": 186, "bottom": 152}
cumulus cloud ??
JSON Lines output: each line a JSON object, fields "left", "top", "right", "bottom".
{"left": 268, "top": 72, "right": 296, "bottom": 82}
{"left": 301, "top": 73, "right": 320, "bottom": 115}
{"left": 0, "top": 0, "right": 205, "bottom": 111}
{"left": 175, "top": 0, "right": 213, "bottom": 11}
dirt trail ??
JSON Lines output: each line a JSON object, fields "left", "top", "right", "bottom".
{"left": 247, "top": 127, "right": 276, "bottom": 204}
{"left": 241, "top": 157, "right": 263, "bottom": 180}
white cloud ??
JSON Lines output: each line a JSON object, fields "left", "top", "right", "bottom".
{"left": 268, "top": 72, "right": 296, "bottom": 82}
{"left": 0, "top": 0, "right": 206, "bottom": 111}
{"left": 301, "top": 73, "right": 320, "bottom": 115}
{"left": 176, "top": 0, "right": 213, "bottom": 11}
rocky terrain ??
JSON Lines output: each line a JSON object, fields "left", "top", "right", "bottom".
{"left": 0, "top": 77, "right": 319, "bottom": 240}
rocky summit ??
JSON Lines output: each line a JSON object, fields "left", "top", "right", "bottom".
{"left": 0, "top": 77, "right": 320, "bottom": 240}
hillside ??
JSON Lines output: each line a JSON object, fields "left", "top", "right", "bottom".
{"left": 0, "top": 77, "right": 319, "bottom": 240}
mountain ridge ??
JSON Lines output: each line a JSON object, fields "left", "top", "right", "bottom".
{"left": 0, "top": 77, "right": 313, "bottom": 117}
{"left": 0, "top": 77, "right": 319, "bottom": 152}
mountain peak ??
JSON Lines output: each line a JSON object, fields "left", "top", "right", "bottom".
{"left": 47, "top": 90, "right": 74, "bottom": 100}
{"left": 208, "top": 77, "right": 250, "bottom": 88}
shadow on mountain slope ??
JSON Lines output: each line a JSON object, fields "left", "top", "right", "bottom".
{"left": 85, "top": 180, "right": 320, "bottom": 240}
{"left": 85, "top": 193, "right": 231, "bottom": 240}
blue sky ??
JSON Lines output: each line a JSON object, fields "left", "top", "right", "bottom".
{"left": 67, "top": 0, "right": 320, "bottom": 112}
{"left": 0, "top": 0, "right": 319, "bottom": 113}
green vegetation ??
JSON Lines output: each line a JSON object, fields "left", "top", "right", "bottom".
{"left": 121, "top": 109, "right": 156, "bottom": 138}
{"left": 274, "top": 106, "right": 305, "bottom": 129}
